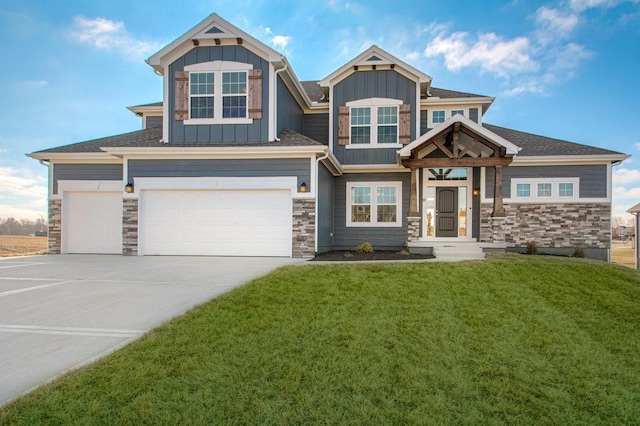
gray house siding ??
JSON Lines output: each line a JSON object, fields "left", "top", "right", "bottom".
{"left": 303, "top": 113, "right": 329, "bottom": 145}
{"left": 485, "top": 165, "right": 608, "bottom": 198}
{"left": 53, "top": 163, "right": 123, "bottom": 194}
{"left": 333, "top": 172, "right": 411, "bottom": 250}
{"left": 145, "top": 116, "right": 163, "bottom": 129}
{"left": 420, "top": 110, "right": 428, "bottom": 136}
{"left": 128, "top": 159, "right": 310, "bottom": 191}
{"left": 333, "top": 70, "right": 417, "bottom": 165}
{"left": 168, "top": 46, "right": 270, "bottom": 143}
{"left": 317, "top": 163, "right": 334, "bottom": 253}
{"left": 277, "top": 76, "right": 303, "bottom": 135}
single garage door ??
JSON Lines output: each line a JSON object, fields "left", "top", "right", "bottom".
{"left": 140, "top": 189, "right": 292, "bottom": 257}
{"left": 64, "top": 192, "right": 123, "bottom": 254}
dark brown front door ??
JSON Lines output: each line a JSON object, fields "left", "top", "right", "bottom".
{"left": 436, "top": 187, "right": 458, "bottom": 237}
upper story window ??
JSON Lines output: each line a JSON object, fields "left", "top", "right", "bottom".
{"left": 339, "top": 98, "right": 410, "bottom": 148}
{"left": 433, "top": 110, "right": 445, "bottom": 124}
{"left": 175, "top": 61, "right": 262, "bottom": 125}
{"left": 452, "top": 110, "right": 464, "bottom": 116}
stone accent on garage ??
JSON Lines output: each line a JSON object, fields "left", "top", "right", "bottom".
{"left": 123, "top": 198, "right": 139, "bottom": 255}
{"left": 480, "top": 203, "right": 611, "bottom": 249}
{"left": 292, "top": 198, "right": 315, "bottom": 258}
{"left": 48, "top": 199, "right": 62, "bottom": 254}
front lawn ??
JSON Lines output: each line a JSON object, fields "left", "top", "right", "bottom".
{"left": 2, "top": 254, "right": 639, "bottom": 424}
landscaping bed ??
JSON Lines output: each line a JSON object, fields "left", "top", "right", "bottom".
{"left": 311, "top": 249, "right": 434, "bottom": 261}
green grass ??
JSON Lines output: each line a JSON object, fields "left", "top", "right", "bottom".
{"left": 2, "top": 254, "right": 640, "bottom": 424}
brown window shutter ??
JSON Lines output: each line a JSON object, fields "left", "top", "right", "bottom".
{"left": 399, "top": 104, "right": 411, "bottom": 145}
{"left": 338, "top": 106, "right": 350, "bottom": 146}
{"left": 175, "top": 71, "right": 189, "bottom": 121}
{"left": 248, "top": 69, "right": 262, "bottom": 119}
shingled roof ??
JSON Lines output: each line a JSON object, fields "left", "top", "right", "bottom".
{"left": 301, "top": 81, "right": 326, "bottom": 103}
{"left": 429, "top": 87, "right": 487, "bottom": 99}
{"left": 31, "top": 127, "right": 323, "bottom": 155}
{"left": 485, "top": 123, "right": 625, "bottom": 157}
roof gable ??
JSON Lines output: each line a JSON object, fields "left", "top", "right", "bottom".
{"left": 146, "top": 13, "right": 284, "bottom": 74}
{"left": 319, "top": 45, "right": 432, "bottom": 89}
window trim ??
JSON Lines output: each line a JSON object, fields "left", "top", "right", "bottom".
{"left": 346, "top": 181, "right": 403, "bottom": 227}
{"left": 183, "top": 61, "right": 252, "bottom": 125}
{"left": 345, "top": 98, "right": 403, "bottom": 149}
{"left": 511, "top": 178, "right": 579, "bottom": 202}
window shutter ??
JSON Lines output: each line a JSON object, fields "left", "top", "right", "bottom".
{"left": 338, "top": 106, "right": 349, "bottom": 146}
{"left": 248, "top": 69, "right": 262, "bottom": 119}
{"left": 175, "top": 71, "right": 189, "bottom": 121}
{"left": 399, "top": 104, "right": 411, "bottom": 145}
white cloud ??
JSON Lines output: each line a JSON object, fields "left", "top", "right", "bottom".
{"left": 271, "top": 35, "right": 291, "bottom": 49}
{"left": 569, "top": 0, "right": 639, "bottom": 12}
{"left": 535, "top": 6, "right": 579, "bottom": 44}
{"left": 14, "top": 80, "right": 49, "bottom": 90}
{"left": 425, "top": 32, "right": 538, "bottom": 77}
{"left": 0, "top": 165, "right": 47, "bottom": 220}
{"left": 69, "top": 16, "right": 161, "bottom": 60}
{"left": 634, "top": 142, "right": 640, "bottom": 150}
{"left": 613, "top": 167, "right": 640, "bottom": 184}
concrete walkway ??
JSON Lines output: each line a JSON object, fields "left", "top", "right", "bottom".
{"left": 0, "top": 255, "right": 298, "bottom": 407}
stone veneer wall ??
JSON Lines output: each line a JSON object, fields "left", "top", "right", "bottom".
{"left": 122, "top": 198, "right": 138, "bottom": 255}
{"left": 480, "top": 203, "right": 611, "bottom": 249}
{"left": 48, "top": 199, "right": 62, "bottom": 254}
{"left": 407, "top": 217, "right": 421, "bottom": 243}
{"left": 292, "top": 198, "right": 315, "bottom": 258}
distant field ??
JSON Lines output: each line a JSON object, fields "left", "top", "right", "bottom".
{"left": 613, "top": 246, "right": 636, "bottom": 268}
{"left": 0, "top": 235, "right": 47, "bottom": 257}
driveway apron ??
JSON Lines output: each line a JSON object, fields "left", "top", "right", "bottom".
{"left": 0, "top": 254, "right": 297, "bottom": 406}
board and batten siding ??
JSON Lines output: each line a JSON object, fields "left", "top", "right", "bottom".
{"left": 317, "top": 163, "right": 334, "bottom": 253}
{"left": 276, "top": 75, "right": 303, "bottom": 135}
{"left": 484, "top": 165, "right": 608, "bottom": 198}
{"left": 303, "top": 113, "right": 329, "bottom": 145}
{"left": 53, "top": 163, "right": 123, "bottom": 194}
{"left": 332, "top": 70, "right": 417, "bottom": 165}
{"left": 168, "top": 46, "right": 270, "bottom": 143}
{"left": 332, "top": 172, "right": 411, "bottom": 250}
{"left": 128, "top": 159, "right": 311, "bottom": 191}
{"left": 145, "top": 116, "right": 163, "bottom": 129}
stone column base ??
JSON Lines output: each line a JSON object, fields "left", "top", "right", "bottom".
{"left": 407, "top": 216, "right": 421, "bottom": 243}
{"left": 292, "top": 198, "right": 316, "bottom": 258}
{"left": 48, "top": 199, "right": 62, "bottom": 254}
{"left": 123, "top": 198, "right": 139, "bottom": 256}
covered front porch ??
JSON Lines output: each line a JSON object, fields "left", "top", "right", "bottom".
{"left": 398, "top": 115, "right": 521, "bottom": 254}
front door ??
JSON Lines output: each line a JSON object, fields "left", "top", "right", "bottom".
{"left": 436, "top": 187, "right": 458, "bottom": 237}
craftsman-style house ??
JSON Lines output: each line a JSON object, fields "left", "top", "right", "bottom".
{"left": 28, "top": 13, "right": 628, "bottom": 260}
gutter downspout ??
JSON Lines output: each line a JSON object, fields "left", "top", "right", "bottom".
{"left": 314, "top": 150, "right": 330, "bottom": 253}
{"left": 273, "top": 63, "right": 288, "bottom": 142}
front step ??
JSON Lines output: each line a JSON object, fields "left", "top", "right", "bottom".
{"left": 408, "top": 242, "right": 490, "bottom": 261}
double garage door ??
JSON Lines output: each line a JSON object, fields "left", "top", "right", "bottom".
{"left": 139, "top": 189, "right": 292, "bottom": 257}
{"left": 64, "top": 189, "right": 292, "bottom": 257}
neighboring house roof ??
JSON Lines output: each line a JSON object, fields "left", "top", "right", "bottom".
{"left": 129, "top": 101, "right": 163, "bottom": 108}
{"left": 429, "top": 87, "right": 486, "bottom": 99}
{"left": 29, "top": 127, "right": 323, "bottom": 157}
{"left": 484, "top": 124, "right": 626, "bottom": 157}
{"left": 628, "top": 202, "right": 640, "bottom": 214}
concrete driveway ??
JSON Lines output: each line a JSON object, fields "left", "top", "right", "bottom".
{"left": 0, "top": 254, "right": 298, "bottom": 406}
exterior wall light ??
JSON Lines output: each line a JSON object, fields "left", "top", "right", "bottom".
{"left": 124, "top": 183, "right": 134, "bottom": 193}
{"left": 299, "top": 182, "right": 307, "bottom": 193}
{"left": 473, "top": 187, "right": 480, "bottom": 196}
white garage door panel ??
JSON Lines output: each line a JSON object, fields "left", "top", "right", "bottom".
{"left": 65, "top": 192, "right": 122, "bottom": 254}
{"left": 141, "top": 190, "right": 292, "bottom": 256}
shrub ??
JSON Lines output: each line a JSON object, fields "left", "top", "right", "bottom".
{"left": 343, "top": 251, "right": 353, "bottom": 258}
{"left": 573, "top": 246, "right": 585, "bottom": 258}
{"left": 356, "top": 242, "right": 374, "bottom": 254}
{"left": 526, "top": 241, "right": 538, "bottom": 255}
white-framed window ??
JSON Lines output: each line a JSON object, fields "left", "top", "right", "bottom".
{"left": 346, "top": 182, "right": 402, "bottom": 227}
{"left": 346, "top": 98, "right": 401, "bottom": 147}
{"left": 511, "top": 178, "right": 579, "bottom": 201}
{"left": 433, "top": 110, "right": 445, "bottom": 123}
{"left": 183, "top": 61, "right": 252, "bottom": 125}
{"left": 451, "top": 110, "right": 464, "bottom": 116}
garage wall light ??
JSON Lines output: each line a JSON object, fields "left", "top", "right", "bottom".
{"left": 299, "top": 182, "right": 307, "bottom": 193}
{"left": 473, "top": 187, "right": 480, "bottom": 196}
{"left": 124, "top": 183, "right": 134, "bottom": 193}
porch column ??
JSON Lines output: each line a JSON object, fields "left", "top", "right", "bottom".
{"left": 407, "top": 167, "right": 421, "bottom": 244}
{"left": 493, "top": 165, "right": 505, "bottom": 217}
{"left": 409, "top": 167, "right": 419, "bottom": 217}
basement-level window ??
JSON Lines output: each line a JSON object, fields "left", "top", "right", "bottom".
{"left": 346, "top": 182, "right": 402, "bottom": 227}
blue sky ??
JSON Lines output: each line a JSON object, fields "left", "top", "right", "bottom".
{"left": 1, "top": 0, "right": 639, "bottom": 222}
